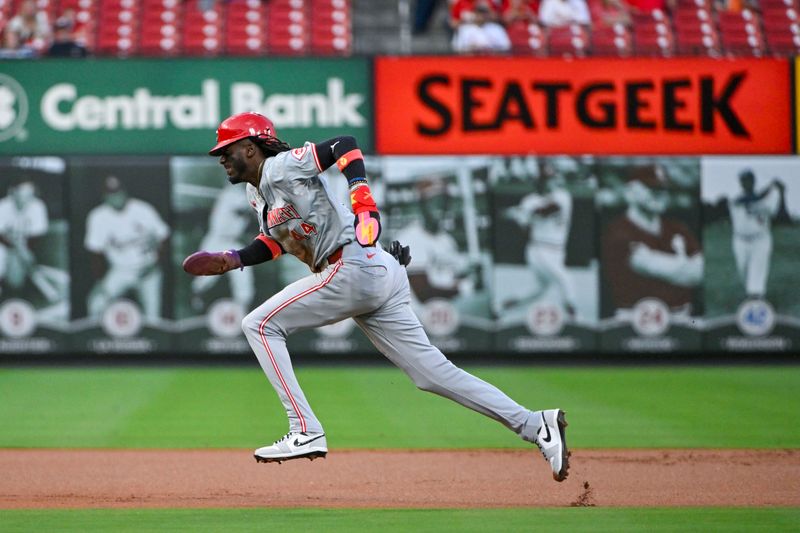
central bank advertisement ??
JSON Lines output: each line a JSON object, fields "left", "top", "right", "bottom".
{"left": 0, "top": 58, "right": 371, "bottom": 155}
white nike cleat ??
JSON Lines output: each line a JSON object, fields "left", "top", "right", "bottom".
{"left": 254, "top": 432, "right": 328, "bottom": 464}
{"left": 533, "top": 409, "right": 570, "bottom": 482}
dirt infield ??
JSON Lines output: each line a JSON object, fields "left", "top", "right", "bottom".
{"left": 1, "top": 449, "right": 798, "bottom": 509}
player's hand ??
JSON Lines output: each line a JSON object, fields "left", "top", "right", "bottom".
{"left": 182, "top": 250, "right": 242, "bottom": 276}
{"left": 354, "top": 210, "right": 381, "bottom": 247}
{"left": 389, "top": 240, "right": 411, "bottom": 267}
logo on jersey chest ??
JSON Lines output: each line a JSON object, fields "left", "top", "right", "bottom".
{"left": 266, "top": 204, "right": 301, "bottom": 229}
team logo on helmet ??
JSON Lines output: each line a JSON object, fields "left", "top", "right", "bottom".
{"left": 0, "top": 74, "right": 29, "bottom": 143}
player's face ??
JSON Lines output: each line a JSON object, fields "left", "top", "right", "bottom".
{"left": 105, "top": 189, "right": 128, "bottom": 210}
{"left": 11, "top": 182, "right": 34, "bottom": 205}
{"left": 219, "top": 140, "right": 251, "bottom": 185}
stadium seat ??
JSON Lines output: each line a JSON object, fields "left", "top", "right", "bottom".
{"left": 632, "top": 16, "right": 674, "bottom": 57}
{"left": 506, "top": 20, "right": 546, "bottom": 55}
{"left": 224, "top": 0, "right": 268, "bottom": 56}
{"left": 182, "top": 2, "right": 223, "bottom": 56}
{"left": 547, "top": 24, "right": 588, "bottom": 58}
{"left": 718, "top": 9, "right": 765, "bottom": 57}
{"left": 95, "top": 0, "right": 140, "bottom": 55}
{"left": 672, "top": 6, "right": 720, "bottom": 56}
{"left": 310, "top": 0, "right": 351, "bottom": 55}
{"left": 764, "top": 25, "right": 800, "bottom": 55}
{"left": 590, "top": 23, "right": 632, "bottom": 57}
{"left": 138, "top": 0, "right": 183, "bottom": 56}
{"left": 267, "top": 0, "right": 308, "bottom": 54}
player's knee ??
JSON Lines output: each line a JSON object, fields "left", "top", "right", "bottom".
{"left": 242, "top": 308, "right": 281, "bottom": 338}
{"left": 241, "top": 309, "right": 262, "bottom": 335}
{"left": 411, "top": 373, "right": 438, "bottom": 393}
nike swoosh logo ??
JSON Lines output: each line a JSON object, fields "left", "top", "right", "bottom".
{"left": 330, "top": 141, "right": 340, "bottom": 153}
{"left": 539, "top": 413, "right": 552, "bottom": 444}
{"left": 367, "top": 252, "right": 376, "bottom": 259}
{"left": 294, "top": 434, "right": 325, "bottom": 447}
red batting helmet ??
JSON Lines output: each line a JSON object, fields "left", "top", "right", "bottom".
{"left": 208, "top": 112, "right": 277, "bottom": 156}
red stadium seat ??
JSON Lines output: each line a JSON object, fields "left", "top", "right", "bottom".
{"left": 95, "top": 0, "right": 140, "bottom": 55}
{"left": 507, "top": 20, "right": 546, "bottom": 55}
{"left": 182, "top": 3, "right": 223, "bottom": 56}
{"left": 632, "top": 20, "right": 674, "bottom": 57}
{"left": 225, "top": 0, "right": 268, "bottom": 56}
{"left": 267, "top": 0, "right": 308, "bottom": 54}
{"left": 717, "top": 9, "right": 765, "bottom": 57}
{"left": 547, "top": 25, "right": 588, "bottom": 58}
{"left": 309, "top": 0, "right": 351, "bottom": 55}
{"left": 590, "top": 24, "right": 632, "bottom": 57}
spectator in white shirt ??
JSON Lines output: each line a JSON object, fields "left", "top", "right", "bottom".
{"left": 453, "top": 1, "right": 511, "bottom": 53}
{"left": 538, "top": 0, "right": 590, "bottom": 27}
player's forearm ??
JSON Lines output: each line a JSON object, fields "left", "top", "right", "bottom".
{"left": 634, "top": 250, "right": 703, "bottom": 287}
{"left": 236, "top": 234, "right": 284, "bottom": 266}
{"left": 316, "top": 136, "right": 381, "bottom": 246}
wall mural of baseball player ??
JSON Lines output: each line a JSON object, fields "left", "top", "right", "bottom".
{"left": 84, "top": 175, "right": 170, "bottom": 319}
{"left": 597, "top": 160, "right": 703, "bottom": 352}
{"left": 171, "top": 156, "right": 269, "bottom": 354}
{"left": 181, "top": 112, "right": 569, "bottom": 482}
{"left": 0, "top": 157, "right": 70, "bottom": 353}
{"left": 381, "top": 157, "right": 493, "bottom": 352}
{"left": 492, "top": 156, "right": 598, "bottom": 352}
{"left": 701, "top": 156, "right": 800, "bottom": 351}
{"left": 69, "top": 157, "right": 173, "bottom": 353}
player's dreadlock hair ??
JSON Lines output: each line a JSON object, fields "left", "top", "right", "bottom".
{"left": 252, "top": 135, "right": 292, "bottom": 158}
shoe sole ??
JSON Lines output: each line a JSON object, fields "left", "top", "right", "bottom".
{"left": 254, "top": 451, "right": 327, "bottom": 464}
{"left": 553, "top": 410, "right": 570, "bottom": 482}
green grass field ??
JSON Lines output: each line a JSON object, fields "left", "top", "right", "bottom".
{"left": 2, "top": 365, "right": 799, "bottom": 448}
{"left": 2, "top": 364, "right": 799, "bottom": 531}
{"left": 2, "top": 508, "right": 799, "bottom": 533}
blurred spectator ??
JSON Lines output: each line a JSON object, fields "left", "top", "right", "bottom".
{"left": 414, "top": 0, "right": 444, "bottom": 34}
{"left": 452, "top": 1, "right": 512, "bottom": 52}
{"left": 590, "top": 0, "right": 631, "bottom": 27}
{"left": 47, "top": 16, "right": 88, "bottom": 57}
{"left": 3, "top": 0, "right": 52, "bottom": 53}
{"left": 449, "top": 0, "right": 506, "bottom": 29}
{"left": 56, "top": 8, "right": 89, "bottom": 47}
{"left": 622, "top": 0, "right": 675, "bottom": 15}
{"left": 503, "top": 0, "right": 541, "bottom": 23}
{"left": 539, "top": 0, "right": 591, "bottom": 27}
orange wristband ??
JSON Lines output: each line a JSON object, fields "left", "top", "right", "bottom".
{"left": 336, "top": 149, "right": 364, "bottom": 171}
{"left": 256, "top": 234, "right": 283, "bottom": 259}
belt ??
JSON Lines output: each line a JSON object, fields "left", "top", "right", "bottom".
{"left": 327, "top": 246, "right": 343, "bottom": 264}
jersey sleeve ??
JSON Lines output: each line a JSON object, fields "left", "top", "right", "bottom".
{"left": 269, "top": 142, "right": 323, "bottom": 189}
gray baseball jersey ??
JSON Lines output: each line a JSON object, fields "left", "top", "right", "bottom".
{"left": 246, "top": 143, "right": 355, "bottom": 272}
{"left": 239, "top": 142, "right": 540, "bottom": 446}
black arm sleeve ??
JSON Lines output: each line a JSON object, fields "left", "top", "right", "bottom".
{"left": 314, "top": 136, "right": 366, "bottom": 182}
{"left": 236, "top": 239, "right": 280, "bottom": 266}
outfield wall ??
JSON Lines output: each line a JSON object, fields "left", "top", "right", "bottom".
{"left": 0, "top": 57, "right": 797, "bottom": 356}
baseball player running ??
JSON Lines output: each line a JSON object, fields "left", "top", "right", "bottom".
{"left": 183, "top": 112, "right": 569, "bottom": 481}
